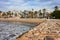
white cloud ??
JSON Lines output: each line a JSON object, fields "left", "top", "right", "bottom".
{"left": 0, "top": 0, "right": 60, "bottom": 11}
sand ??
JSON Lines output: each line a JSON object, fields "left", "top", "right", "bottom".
{"left": 0, "top": 18, "right": 46, "bottom": 24}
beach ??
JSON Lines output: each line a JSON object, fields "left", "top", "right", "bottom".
{"left": 0, "top": 18, "right": 46, "bottom": 24}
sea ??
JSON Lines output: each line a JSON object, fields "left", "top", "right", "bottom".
{"left": 0, "top": 21, "right": 37, "bottom": 40}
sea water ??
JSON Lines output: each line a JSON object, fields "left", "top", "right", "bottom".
{"left": 0, "top": 22, "right": 36, "bottom": 40}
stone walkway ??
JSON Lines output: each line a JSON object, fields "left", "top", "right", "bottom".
{"left": 16, "top": 19, "right": 60, "bottom": 40}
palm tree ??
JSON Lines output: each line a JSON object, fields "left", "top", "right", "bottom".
{"left": 39, "top": 10, "right": 42, "bottom": 15}
{"left": 55, "top": 6, "right": 58, "bottom": 11}
{"left": 43, "top": 9, "right": 46, "bottom": 18}
{"left": 7, "top": 11, "right": 12, "bottom": 17}
{"left": 2, "top": 12, "right": 7, "bottom": 18}
{"left": 38, "top": 10, "right": 42, "bottom": 18}
{"left": 34, "top": 11, "right": 37, "bottom": 18}
{"left": 0, "top": 11, "right": 2, "bottom": 17}
{"left": 0, "top": 11, "right": 2, "bottom": 13}
{"left": 23, "top": 10, "right": 27, "bottom": 18}
{"left": 29, "top": 11, "right": 33, "bottom": 18}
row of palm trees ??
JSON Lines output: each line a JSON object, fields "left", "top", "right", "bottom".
{"left": 22, "top": 6, "right": 59, "bottom": 18}
{"left": 0, "top": 11, "right": 15, "bottom": 18}
{"left": 0, "top": 9, "right": 47, "bottom": 18}
{"left": 22, "top": 9, "right": 47, "bottom": 18}
{"left": 0, "top": 6, "right": 59, "bottom": 18}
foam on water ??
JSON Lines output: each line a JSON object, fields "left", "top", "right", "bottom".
{"left": 0, "top": 22, "right": 36, "bottom": 40}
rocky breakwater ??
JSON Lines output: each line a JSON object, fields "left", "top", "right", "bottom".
{"left": 16, "top": 19, "right": 60, "bottom": 40}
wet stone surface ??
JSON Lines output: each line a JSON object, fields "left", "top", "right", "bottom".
{"left": 0, "top": 21, "right": 36, "bottom": 40}
{"left": 16, "top": 19, "right": 60, "bottom": 40}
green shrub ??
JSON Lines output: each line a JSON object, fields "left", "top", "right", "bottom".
{"left": 51, "top": 10, "right": 60, "bottom": 19}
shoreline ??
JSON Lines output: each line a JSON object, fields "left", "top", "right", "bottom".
{"left": 0, "top": 18, "right": 46, "bottom": 24}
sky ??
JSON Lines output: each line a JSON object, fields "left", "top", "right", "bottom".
{"left": 0, "top": 0, "right": 60, "bottom": 11}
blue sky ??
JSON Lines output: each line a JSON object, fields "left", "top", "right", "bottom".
{"left": 0, "top": 0, "right": 60, "bottom": 11}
